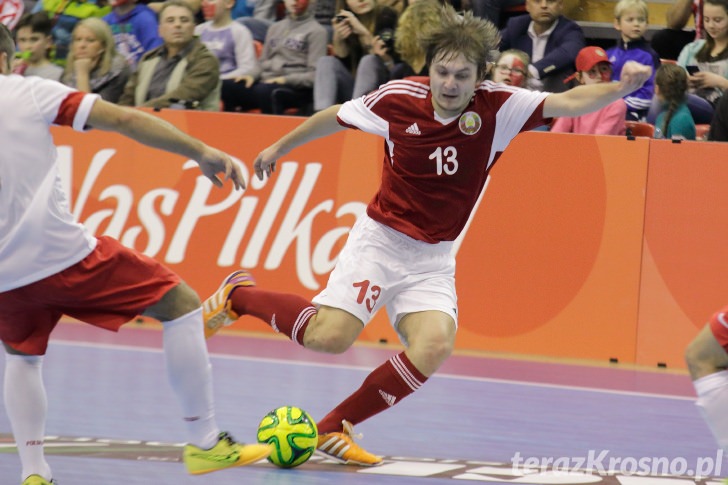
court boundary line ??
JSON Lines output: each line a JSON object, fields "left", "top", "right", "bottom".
{"left": 48, "top": 339, "right": 696, "bottom": 401}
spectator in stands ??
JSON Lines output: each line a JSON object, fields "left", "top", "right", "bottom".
{"left": 677, "top": 0, "right": 728, "bottom": 107}
{"left": 222, "top": 0, "right": 327, "bottom": 114}
{"left": 653, "top": 62, "right": 697, "bottom": 138}
{"left": 12, "top": 12, "right": 63, "bottom": 79}
{"left": 119, "top": 0, "right": 221, "bottom": 110}
{"left": 551, "top": 46, "right": 627, "bottom": 134}
{"left": 490, "top": 49, "right": 531, "bottom": 87}
{"left": 32, "top": 0, "right": 110, "bottom": 64}
{"left": 651, "top": 0, "right": 703, "bottom": 61}
{"left": 196, "top": 0, "right": 257, "bottom": 82}
{"left": 313, "top": 0, "right": 398, "bottom": 110}
{"left": 390, "top": 0, "right": 440, "bottom": 79}
{"left": 470, "top": 0, "right": 525, "bottom": 29}
{"left": 147, "top": 0, "right": 202, "bottom": 14}
{"left": 607, "top": 0, "right": 660, "bottom": 120}
{"left": 707, "top": 86, "right": 728, "bottom": 139}
{"left": 103, "top": 0, "right": 163, "bottom": 68}
{"left": 62, "top": 17, "right": 130, "bottom": 102}
{"left": 499, "top": 0, "right": 585, "bottom": 92}
{"left": 1, "top": 0, "right": 26, "bottom": 31}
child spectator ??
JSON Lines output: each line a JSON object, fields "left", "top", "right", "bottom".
{"left": 196, "top": 0, "right": 257, "bottom": 81}
{"left": 654, "top": 63, "right": 697, "bottom": 139}
{"left": 62, "top": 17, "right": 131, "bottom": 102}
{"left": 12, "top": 12, "right": 63, "bottom": 79}
{"left": 222, "top": 0, "right": 327, "bottom": 114}
{"left": 678, "top": 0, "right": 728, "bottom": 107}
{"left": 607, "top": 0, "right": 661, "bottom": 120}
{"left": 103, "top": 0, "right": 163, "bottom": 68}
{"left": 551, "top": 46, "right": 627, "bottom": 135}
{"left": 490, "top": 49, "right": 531, "bottom": 88}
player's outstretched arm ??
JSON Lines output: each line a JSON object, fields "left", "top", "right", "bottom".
{"left": 254, "top": 105, "right": 346, "bottom": 181}
{"left": 543, "top": 61, "right": 652, "bottom": 119}
{"left": 86, "top": 99, "right": 245, "bottom": 190}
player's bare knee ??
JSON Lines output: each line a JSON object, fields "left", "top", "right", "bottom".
{"left": 144, "top": 282, "right": 201, "bottom": 321}
{"left": 303, "top": 330, "right": 353, "bottom": 354}
{"left": 428, "top": 337, "right": 454, "bottom": 364}
{"left": 685, "top": 337, "right": 725, "bottom": 380}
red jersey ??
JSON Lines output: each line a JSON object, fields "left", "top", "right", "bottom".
{"left": 337, "top": 77, "right": 549, "bottom": 243}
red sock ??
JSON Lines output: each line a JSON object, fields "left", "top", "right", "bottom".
{"left": 229, "top": 287, "right": 315, "bottom": 345}
{"left": 316, "top": 352, "right": 428, "bottom": 434}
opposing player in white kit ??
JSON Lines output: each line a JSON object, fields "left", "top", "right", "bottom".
{"left": 0, "top": 24, "right": 272, "bottom": 485}
{"left": 203, "top": 5, "right": 652, "bottom": 465}
{"left": 686, "top": 312, "right": 728, "bottom": 460}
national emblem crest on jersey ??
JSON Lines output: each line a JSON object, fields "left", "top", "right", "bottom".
{"left": 458, "top": 112, "right": 481, "bottom": 135}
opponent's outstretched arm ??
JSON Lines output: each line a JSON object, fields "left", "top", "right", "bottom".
{"left": 254, "top": 105, "right": 346, "bottom": 180}
{"left": 86, "top": 98, "right": 245, "bottom": 190}
{"left": 543, "top": 61, "right": 652, "bottom": 119}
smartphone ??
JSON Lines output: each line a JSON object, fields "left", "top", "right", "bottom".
{"left": 686, "top": 65, "right": 700, "bottom": 75}
{"left": 335, "top": 15, "right": 347, "bottom": 21}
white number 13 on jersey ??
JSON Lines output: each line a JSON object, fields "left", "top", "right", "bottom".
{"left": 429, "top": 146, "right": 459, "bottom": 175}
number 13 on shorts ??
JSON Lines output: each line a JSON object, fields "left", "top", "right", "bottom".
{"left": 353, "top": 279, "right": 382, "bottom": 313}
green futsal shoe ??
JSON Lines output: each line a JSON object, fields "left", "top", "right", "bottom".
{"left": 22, "top": 475, "right": 56, "bottom": 485}
{"left": 183, "top": 431, "right": 272, "bottom": 475}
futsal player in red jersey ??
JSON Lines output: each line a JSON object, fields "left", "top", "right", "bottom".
{"left": 204, "top": 4, "right": 651, "bottom": 466}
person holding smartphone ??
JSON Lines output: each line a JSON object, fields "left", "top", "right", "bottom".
{"left": 677, "top": 0, "right": 728, "bottom": 107}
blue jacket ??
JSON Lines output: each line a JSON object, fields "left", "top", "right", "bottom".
{"left": 500, "top": 15, "right": 585, "bottom": 92}
{"left": 104, "top": 5, "right": 163, "bottom": 68}
{"left": 607, "top": 38, "right": 660, "bottom": 118}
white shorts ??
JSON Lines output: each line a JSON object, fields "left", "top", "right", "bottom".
{"left": 312, "top": 214, "right": 458, "bottom": 344}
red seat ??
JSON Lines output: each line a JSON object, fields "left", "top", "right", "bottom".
{"left": 625, "top": 121, "right": 655, "bottom": 138}
{"left": 696, "top": 124, "right": 710, "bottom": 140}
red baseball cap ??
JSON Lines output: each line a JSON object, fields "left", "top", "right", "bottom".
{"left": 564, "top": 46, "right": 612, "bottom": 83}
{"left": 575, "top": 46, "right": 611, "bottom": 72}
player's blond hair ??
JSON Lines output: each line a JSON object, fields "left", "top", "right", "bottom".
{"left": 421, "top": 5, "right": 500, "bottom": 82}
{"left": 614, "top": 0, "right": 649, "bottom": 20}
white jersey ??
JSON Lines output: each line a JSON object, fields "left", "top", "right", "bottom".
{"left": 0, "top": 75, "right": 100, "bottom": 292}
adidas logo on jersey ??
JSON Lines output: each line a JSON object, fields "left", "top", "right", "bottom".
{"left": 405, "top": 123, "right": 421, "bottom": 135}
{"left": 379, "top": 389, "right": 397, "bottom": 406}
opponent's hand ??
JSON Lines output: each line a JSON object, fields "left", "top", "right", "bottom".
{"left": 253, "top": 145, "right": 279, "bottom": 181}
{"left": 618, "top": 61, "right": 652, "bottom": 93}
{"left": 198, "top": 147, "right": 246, "bottom": 190}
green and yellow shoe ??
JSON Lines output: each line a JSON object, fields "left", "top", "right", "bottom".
{"left": 183, "top": 431, "right": 272, "bottom": 475}
{"left": 22, "top": 475, "right": 56, "bottom": 485}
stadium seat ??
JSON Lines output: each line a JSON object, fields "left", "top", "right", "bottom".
{"left": 696, "top": 124, "right": 710, "bottom": 141}
{"left": 625, "top": 121, "right": 655, "bottom": 137}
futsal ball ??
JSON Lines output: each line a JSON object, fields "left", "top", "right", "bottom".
{"left": 257, "top": 406, "right": 318, "bottom": 468}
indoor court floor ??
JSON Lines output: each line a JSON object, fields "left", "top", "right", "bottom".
{"left": 0, "top": 321, "right": 723, "bottom": 485}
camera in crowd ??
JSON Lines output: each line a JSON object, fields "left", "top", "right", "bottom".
{"left": 376, "top": 28, "right": 395, "bottom": 53}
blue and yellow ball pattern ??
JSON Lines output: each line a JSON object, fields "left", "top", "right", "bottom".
{"left": 257, "top": 406, "right": 318, "bottom": 468}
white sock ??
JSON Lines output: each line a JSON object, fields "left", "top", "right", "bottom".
{"left": 4, "top": 353, "right": 52, "bottom": 482}
{"left": 695, "top": 370, "right": 728, "bottom": 452}
{"left": 162, "top": 308, "right": 220, "bottom": 449}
